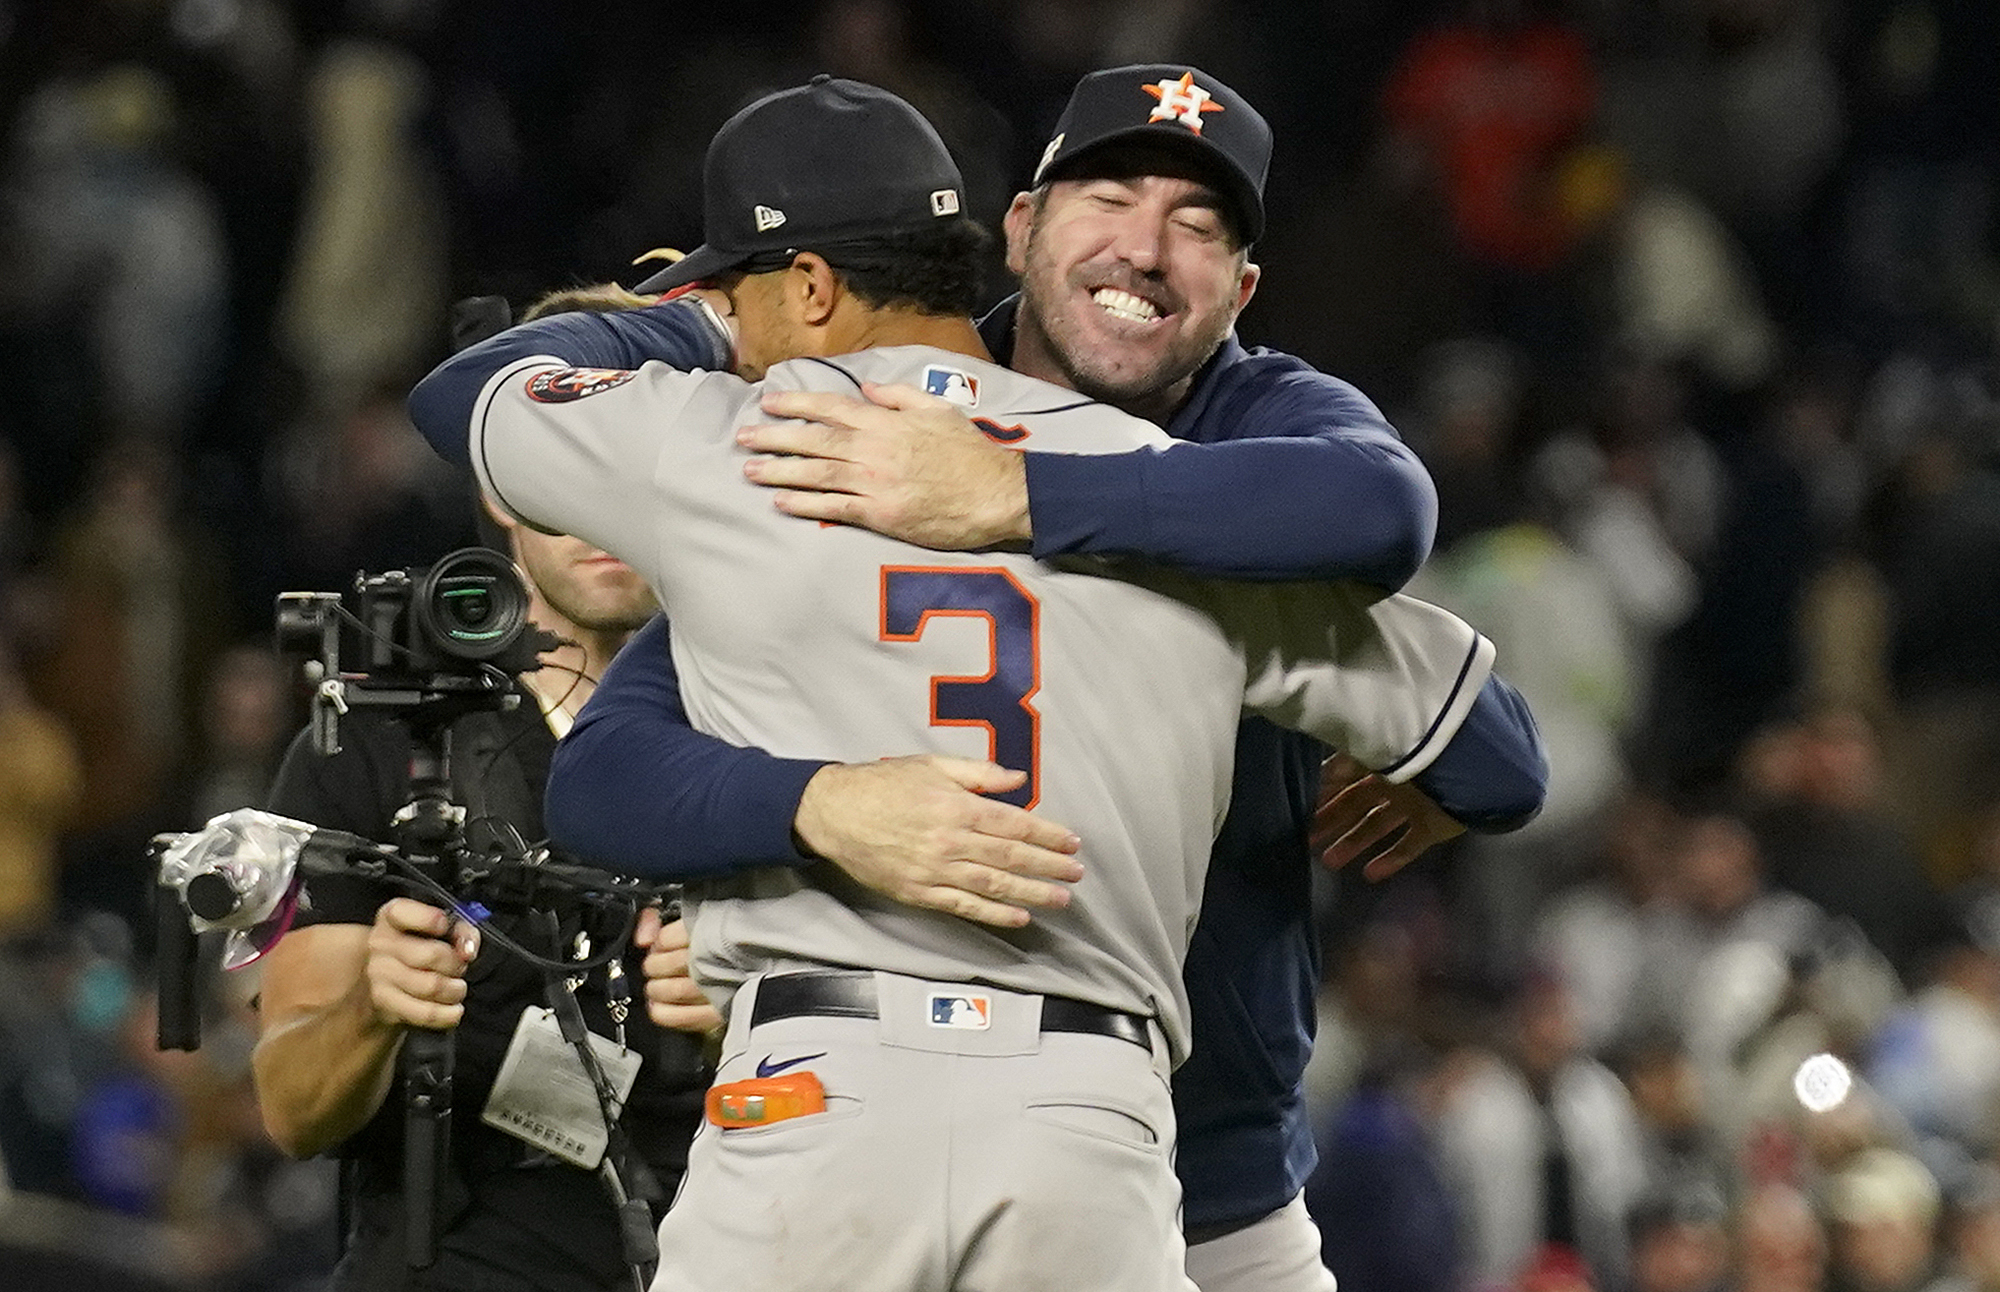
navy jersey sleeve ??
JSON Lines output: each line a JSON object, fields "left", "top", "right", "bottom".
{"left": 408, "top": 300, "right": 733, "bottom": 468}
{"left": 544, "top": 616, "right": 829, "bottom": 879}
{"left": 1411, "top": 672, "right": 1547, "bottom": 833}
{"left": 1022, "top": 346, "right": 1437, "bottom": 588}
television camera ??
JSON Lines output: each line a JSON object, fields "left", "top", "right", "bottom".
{"left": 150, "top": 550, "right": 678, "bottom": 1273}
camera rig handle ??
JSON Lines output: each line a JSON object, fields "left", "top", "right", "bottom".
{"left": 154, "top": 868, "right": 203, "bottom": 1051}
{"left": 401, "top": 1027, "right": 454, "bottom": 1269}
{"left": 395, "top": 710, "right": 468, "bottom": 1271}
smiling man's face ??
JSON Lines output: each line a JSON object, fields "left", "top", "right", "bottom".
{"left": 1005, "top": 144, "right": 1258, "bottom": 423}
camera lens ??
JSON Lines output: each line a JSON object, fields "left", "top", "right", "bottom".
{"left": 413, "top": 548, "right": 531, "bottom": 661}
{"left": 441, "top": 585, "right": 494, "bottom": 629}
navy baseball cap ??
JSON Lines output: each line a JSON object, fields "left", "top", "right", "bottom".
{"left": 1032, "top": 65, "right": 1271, "bottom": 244}
{"left": 636, "top": 75, "right": 967, "bottom": 294}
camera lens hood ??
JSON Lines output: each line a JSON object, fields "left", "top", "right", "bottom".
{"left": 412, "top": 547, "right": 532, "bottom": 662}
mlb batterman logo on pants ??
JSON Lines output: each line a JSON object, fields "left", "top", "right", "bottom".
{"left": 929, "top": 992, "right": 991, "bottom": 1029}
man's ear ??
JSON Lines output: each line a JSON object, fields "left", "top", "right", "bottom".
{"left": 1235, "top": 259, "right": 1261, "bottom": 316}
{"left": 1002, "top": 191, "right": 1036, "bottom": 276}
{"left": 790, "top": 252, "right": 842, "bottom": 326}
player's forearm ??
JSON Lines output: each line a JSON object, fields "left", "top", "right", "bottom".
{"left": 1023, "top": 434, "right": 1436, "bottom": 586}
{"left": 1409, "top": 672, "right": 1548, "bottom": 832}
{"left": 251, "top": 976, "right": 404, "bottom": 1159}
{"left": 546, "top": 617, "right": 824, "bottom": 877}
{"left": 408, "top": 300, "right": 732, "bottom": 467}
{"left": 548, "top": 712, "right": 824, "bottom": 877}
{"left": 1235, "top": 581, "right": 1494, "bottom": 783}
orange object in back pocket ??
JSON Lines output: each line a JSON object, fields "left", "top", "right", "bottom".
{"left": 706, "top": 1071, "right": 828, "bottom": 1128}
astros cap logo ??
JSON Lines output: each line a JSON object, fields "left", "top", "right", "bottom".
{"left": 1143, "top": 71, "right": 1224, "bottom": 134}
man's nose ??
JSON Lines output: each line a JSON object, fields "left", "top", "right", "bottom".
{"left": 1107, "top": 210, "right": 1164, "bottom": 271}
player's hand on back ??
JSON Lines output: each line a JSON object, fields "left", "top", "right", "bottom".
{"left": 793, "top": 755, "right": 1084, "bottom": 928}
{"left": 366, "top": 897, "right": 479, "bottom": 1031}
{"left": 633, "top": 905, "right": 724, "bottom": 1036}
{"left": 1313, "top": 753, "right": 1466, "bottom": 881}
{"left": 740, "top": 382, "right": 1031, "bottom": 549}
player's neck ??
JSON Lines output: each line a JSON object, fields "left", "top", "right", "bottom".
{"left": 838, "top": 309, "right": 991, "bottom": 363}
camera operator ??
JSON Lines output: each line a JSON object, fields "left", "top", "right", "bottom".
{"left": 248, "top": 287, "right": 714, "bottom": 1292}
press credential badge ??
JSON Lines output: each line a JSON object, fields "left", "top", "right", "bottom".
{"left": 482, "top": 1006, "right": 643, "bottom": 1169}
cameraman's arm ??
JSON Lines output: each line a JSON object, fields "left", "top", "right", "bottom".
{"left": 253, "top": 924, "right": 395, "bottom": 1158}
{"left": 547, "top": 617, "right": 1083, "bottom": 927}
{"left": 633, "top": 905, "right": 723, "bottom": 1034}
{"left": 250, "top": 726, "right": 475, "bottom": 1158}
{"left": 252, "top": 901, "right": 476, "bottom": 1158}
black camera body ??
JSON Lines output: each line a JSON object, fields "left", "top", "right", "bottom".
{"left": 276, "top": 548, "right": 559, "bottom": 755}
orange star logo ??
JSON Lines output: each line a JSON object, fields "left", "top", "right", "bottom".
{"left": 1143, "top": 72, "right": 1225, "bottom": 134}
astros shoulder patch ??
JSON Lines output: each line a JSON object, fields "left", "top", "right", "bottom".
{"left": 524, "top": 367, "right": 639, "bottom": 403}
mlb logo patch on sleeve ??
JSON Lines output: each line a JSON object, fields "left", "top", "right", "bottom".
{"left": 922, "top": 366, "right": 980, "bottom": 408}
{"left": 928, "top": 992, "right": 991, "bottom": 1030}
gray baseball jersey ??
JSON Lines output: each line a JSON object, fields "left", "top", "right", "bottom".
{"left": 468, "top": 344, "right": 1492, "bottom": 1063}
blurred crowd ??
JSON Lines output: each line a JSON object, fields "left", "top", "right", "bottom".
{"left": 0, "top": 0, "right": 1991, "bottom": 1288}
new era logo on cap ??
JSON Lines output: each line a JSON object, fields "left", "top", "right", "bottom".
{"left": 753, "top": 204, "right": 787, "bottom": 232}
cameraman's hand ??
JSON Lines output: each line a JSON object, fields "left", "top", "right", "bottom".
{"left": 634, "top": 906, "right": 722, "bottom": 1036}
{"left": 366, "top": 898, "right": 479, "bottom": 1031}
{"left": 793, "top": 756, "right": 1083, "bottom": 928}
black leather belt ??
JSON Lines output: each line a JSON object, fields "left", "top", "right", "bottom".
{"left": 750, "top": 971, "right": 1152, "bottom": 1052}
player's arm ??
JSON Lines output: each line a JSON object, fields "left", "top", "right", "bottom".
{"left": 1314, "top": 671, "right": 1547, "bottom": 879}
{"left": 1030, "top": 360, "right": 1435, "bottom": 584}
{"left": 545, "top": 617, "right": 1084, "bottom": 928}
{"left": 741, "top": 350, "right": 1436, "bottom": 587}
{"left": 1196, "top": 574, "right": 1545, "bottom": 824}
{"left": 1227, "top": 582, "right": 1546, "bottom": 875}
{"left": 407, "top": 298, "right": 734, "bottom": 469}
{"left": 545, "top": 616, "right": 823, "bottom": 877}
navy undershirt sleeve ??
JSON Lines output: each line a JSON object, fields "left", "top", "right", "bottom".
{"left": 409, "top": 301, "right": 732, "bottom": 468}
{"left": 1023, "top": 352, "right": 1438, "bottom": 587}
{"left": 545, "top": 616, "right": 828, "bottom": 879}
{"left": 1409, "top": 672, "right": 1548, "bottom": 833}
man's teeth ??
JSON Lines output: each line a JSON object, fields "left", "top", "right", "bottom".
{"left": 1092, "top": 288, "right": 1160, "bottom": 323}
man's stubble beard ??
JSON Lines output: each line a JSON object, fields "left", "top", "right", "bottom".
{"left": 1016, "top": 231, "right": 1229, "bottom": 420}
{"left": 517, "top": 546, "right": 658, "bottom": 638}
{"left": 545, "top": 581, "right": 657, "bottom": 636}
